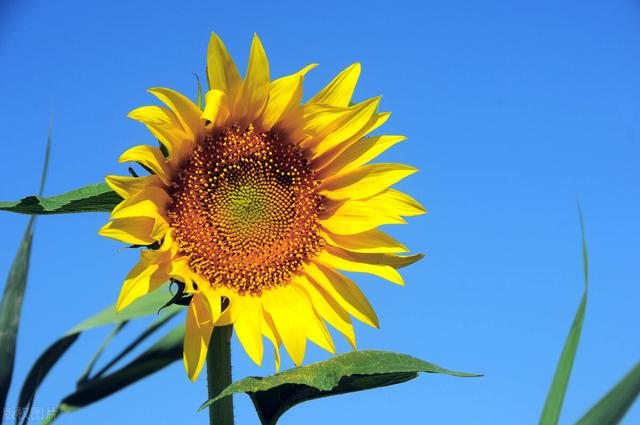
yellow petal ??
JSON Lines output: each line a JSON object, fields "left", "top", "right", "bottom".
{"left": 311, "top": 112, "right": 391, "bottom": 171}
{"left": 307, "top": 97, "right": 381, "bottom": 157}
{"left": 201, "top": 89, "right": 229, "bottom": 126}
{"left": 351, "top": 252, "right": 425, "bottom": 269}
{"left": 261, "top": 310, "right": 282, "bottom": 371}
{"left": 184, "top": 294, "right": 214, "bottom": 381}
{"left": 237, "top": 33, "right": 270, "bottom": 122}
{"left": 320, "top": 200, "right": 406, "bottom": 235}
{"left": 315, "top": 246, "right": 404, "bottom": 285}
{"left": 151, "top": 229, "right": 176, "bottom": 256}
{"left": 293, "top": 284, "right": 336, "bottom": 354}
{"left": 304, "top": 262, "right": 379, "bottom": 328}
{"left": 116, "top": 256, "right": 169, "bottom": 312}
{"left": 128, "top": 106, "right": 192, "bottom": 163}
{"left": 261, "top": 285, "right": 308, "bottom": 366}
{"left": 206, "top": 287, "right": 237, "bottom": 327}
{"left": 148, "top": 88, "right": 203, "bottom": 139}
{"left": 293, "top": 275, "right": 355, "bottom": 349}
{"left": 216, "top": 302, "right": 234, "bottom": 326}
{"left": 233, "top": 295, "right": 264, "bottom": 366}
{"left": 308, "top": 63, "right": 361, "bottom": 107}
{"left": 119, "top": 145, "right": 172, "bottom": 185}
{"left": 128, "top": 104, "right": 182, "bottom": 128}
{"left": 168, "top": 257, "right": 195, "bottom": 286}
{"left": 149, "top": 216, "right": 171, "bottom": 241}
{"left": 305, "top": 314, "right": 336, "bottom": 354}
{"left": 366, "top": 189, "right": 427, "bottom": 217}
{"left": 320, "top": 228, "right": 409, "bottom": 254}
{"left": 110, "top": 186, "right": 171, "bottom": 220}
{"left": 105, "top": 175, "right": 164, "bottom": 199}
{"left": 321, "top": 189, "right": 425, "bottom": 235}
{"left": 302, "top": 104, "right": 356, "bottom": 140}
{"left": 261, "top": 64, "right": 316, "bottom": 130}
{"left": 98, "top": 217, "right": 157, "bottom": 245}
{"left": 207, "top": 32, "right": 242, "bottom": 97}
{"left": 320, "top": 163, "right": 417, "bottom": 201}
{"left": 317, "top": 135, "right": 405, "bottom": 179}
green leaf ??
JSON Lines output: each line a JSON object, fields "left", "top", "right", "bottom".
{"left": 538, "top": 208, "right": 589, "bottom": 425}
{"left": 0, "top": 183, "right": 121, "bottom": 215}
{"left": 59, "top": 324, "right": 185, "bottom": 411}
{"left": 199, "top": 350, "right": 481, "bottom": 425}
{"left": 575, "top": 362, "right": 640, "bottom": 425}
{"left": 0, "top": 130, "right": 51, "bottom": 421}
{"left": 16, "top": 286, "right": 180, "bottom": 424}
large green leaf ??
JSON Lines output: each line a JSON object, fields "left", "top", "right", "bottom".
{"left": 538, "top": 209, "right": 589, "bottom": 425}
{"left": 0, "top": 133, "right": 51, "bottom": 422}
{"left": 200, "top": 350, "right": 481, "bottom": 425}
{"left": 0, "top": 183, "right": 121, "bottom": 215}
{"left": 575, "top": 362, "right": 640, "bottom": 425}
{"left": 16, "top": 287, "right": 180, "bottom": 424}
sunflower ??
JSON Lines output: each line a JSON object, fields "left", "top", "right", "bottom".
{"left": 99, "top": 32, "right": 425, "bottom": 381}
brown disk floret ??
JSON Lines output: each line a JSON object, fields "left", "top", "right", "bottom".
{"left": 167, "top": 124, "right": 324, "bottom": 295}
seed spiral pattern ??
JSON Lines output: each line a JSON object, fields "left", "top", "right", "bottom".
{"left": 167, "top": 124, "right": 324, "bottom": 295}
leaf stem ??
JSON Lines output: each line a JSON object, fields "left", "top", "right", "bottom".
{"left": 206, "top": 325, "right": 234, "bottom": 425}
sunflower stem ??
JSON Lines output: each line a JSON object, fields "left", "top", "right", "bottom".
{"left": 206, "top": 325, "right": 234, "bottom": 425}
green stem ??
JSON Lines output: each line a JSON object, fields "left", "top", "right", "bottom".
{"left": 206, "top": 325, "right": 234, "bottom": 425}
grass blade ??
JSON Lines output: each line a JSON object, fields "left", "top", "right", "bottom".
{"left": 59, "top": 324, "right": 185, "bottom": 410}
{"left": 575, "top": 363, "right": 640, "bottom": 425}
{"left": 538, "top": 207, "right": 589, "bottom": 425}
{"left": 76, "top": 322, "right": 128, "bottom": 386}
{"left": 16, "top": 286, "right": 180, "bottom": 424}
{"left": 92, "top": 310, "right": 179, "bottom": 380}
{"left": 0, "top": 132, "right": 51, "bottom": 422}
{"left": 0, "top": 221, "right": 35, "bottom": 420}
{"left": 31, "top": 324, "right": 184, "bottom": 425}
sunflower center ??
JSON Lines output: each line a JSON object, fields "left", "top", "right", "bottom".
{"left": 167, "top": 124, "right": 324, "bottom": 295}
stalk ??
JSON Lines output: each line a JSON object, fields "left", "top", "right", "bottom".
{"left": 206, "top": 325, "right": 234, "bottom": 425}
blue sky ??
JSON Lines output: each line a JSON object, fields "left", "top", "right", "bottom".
{"left": 1, "top": 0, "right": 639, "bottom": 423}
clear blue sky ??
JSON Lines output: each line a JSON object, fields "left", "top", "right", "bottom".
{"left": 1, "top": 0, "right": 639, "bottom": 423}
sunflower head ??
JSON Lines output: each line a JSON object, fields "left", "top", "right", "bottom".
{"left": 99, "top": 33, "right": 426, "bottom": 381}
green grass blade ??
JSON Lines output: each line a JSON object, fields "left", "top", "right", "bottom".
{"left": 38, "top": 120, "right": 53, "bottom": 195}
{"left": 58, "top": 324, "right": 185, "bottom": 411}
{"left": 28, "top": 313, "right": 182, "bottom": 424}
{"left": 92, "top": 310, "right": 179, "bottom": 379}
{"left": 538, "top": 208, "right": 589, "bottom": 425}
{"left": 16, "top": 286, "right": 180, "bottom": 424}
{"left": 575, "top": 363, "right": 640, "bottom": 425}
{"left": 0, "top": 133, "right": 52, "bottom": 421}
{"left": 76, "top": 322, "right": 128, "bottom": 386}
{"left": 0, "top": 220, "right": 35, "bottom": 421}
